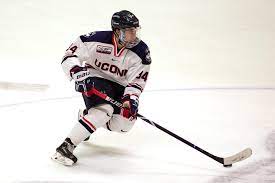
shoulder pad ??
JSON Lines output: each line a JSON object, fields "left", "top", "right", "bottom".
{"left": 130, "top": 41, "right": 152, "bottom": 65}
{"left": 80, "top": 31, "right": 112, "bottom": 44}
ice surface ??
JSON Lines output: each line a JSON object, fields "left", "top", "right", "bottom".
{"left": 0, "top": 89, "right": 274, "bottom": 183}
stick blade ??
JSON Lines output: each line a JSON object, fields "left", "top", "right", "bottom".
{"left": 223, "top": 148, "right": 252, "bottom": 165}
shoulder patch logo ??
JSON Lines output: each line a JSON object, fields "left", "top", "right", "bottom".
{"left": 84, "top": 31, "right": 96, "bottom": 38}
{"left": 144, "top": 48, "right": 152, "bottom": 65}
{"left": 96, "top": 45, "right": 112, "bottom": 54}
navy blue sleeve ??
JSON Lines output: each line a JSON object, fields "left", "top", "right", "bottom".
{"left": 80, "top": 31, "right": 113, "bottom": 44}
{"left": 130, "top": 41, "right": 152, "bottom": 65}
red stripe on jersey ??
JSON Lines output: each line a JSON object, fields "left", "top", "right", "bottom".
{"left": 112, "top": 34, "right": 117, "bottom": 52}
{"left": 112, "top": 34, "right": 125, "bottom": 57}
{"left": 117, "top": 47, "right": 125, "bottom": 57}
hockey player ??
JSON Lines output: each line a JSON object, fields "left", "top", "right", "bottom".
{"left": 51, "top": 10, "right": 151, "bottom": 166}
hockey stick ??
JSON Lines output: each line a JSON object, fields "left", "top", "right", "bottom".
{"left": 84, "top": 88, "right": 252, "bottom": 167}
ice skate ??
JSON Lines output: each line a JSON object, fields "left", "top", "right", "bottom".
{"left": 51, "top": 138, "right": 77, "bottom": 166}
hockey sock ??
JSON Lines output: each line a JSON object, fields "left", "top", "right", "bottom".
{"left": 68, "top": 122, "right": 92, "bottom": 146}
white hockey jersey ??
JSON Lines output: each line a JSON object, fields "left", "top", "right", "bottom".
{"left": 61, "top": 31, "right": 151, "bottom": 97}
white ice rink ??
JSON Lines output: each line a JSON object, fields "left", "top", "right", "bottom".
{"left": 0, "top": 0, "right": 275, "bottom": 182}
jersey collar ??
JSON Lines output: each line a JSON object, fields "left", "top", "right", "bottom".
{"left": 112, "top": 33, "right": 125, "bottom": 57}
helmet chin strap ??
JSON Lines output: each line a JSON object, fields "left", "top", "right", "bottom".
{"left": 119, "top": 29, "right": 127, "bottom": 46}
{"left": 114, "top": 30, "right": 125, "bottom": 48}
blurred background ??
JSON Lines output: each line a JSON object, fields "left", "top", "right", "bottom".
{"left": 0, "top": 0, "right": 274, "bottom": 91}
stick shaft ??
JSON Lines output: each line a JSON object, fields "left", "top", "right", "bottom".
{"left": 84, "top": 88, "right": 223, "bottom": 164}
{"left": 137, "top": 113, "right": 223, "bottom": 163}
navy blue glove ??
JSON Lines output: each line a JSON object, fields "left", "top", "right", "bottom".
{"left": 120, "top": 94, "right": 139, "bottom": 120}
{"left": 70, "top": 66, "right": 92, "bottom": 92}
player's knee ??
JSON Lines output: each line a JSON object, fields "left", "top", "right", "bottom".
{"left": 93, "top": 104, "right": 114, "bottom": 117}
{"left": 107, "top": 114, "right": 136, "bottom": 133}
{"left": 79, "top": 104, "right": 114, "bottom": 133}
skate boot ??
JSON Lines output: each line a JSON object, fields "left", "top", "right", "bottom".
{"left": 51, "top": 138, "right": 77, "bottom": 166}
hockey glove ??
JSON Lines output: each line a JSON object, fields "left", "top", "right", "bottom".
{"left": 70, "top": 66, "right": 92, "bottom": 92}
{"left": 120, "top": 94, "right": 139, "bottom": 120}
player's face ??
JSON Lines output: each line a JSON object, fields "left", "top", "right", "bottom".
{"left": 115, "top": 27, "right": 141, "bottom": 48}
{"left": 123, "top": 27, "right": 138, "bottom": 42}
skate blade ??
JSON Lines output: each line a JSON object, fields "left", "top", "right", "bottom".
{"left": 51, "top": 152, "right": 74, "bottom": 166}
